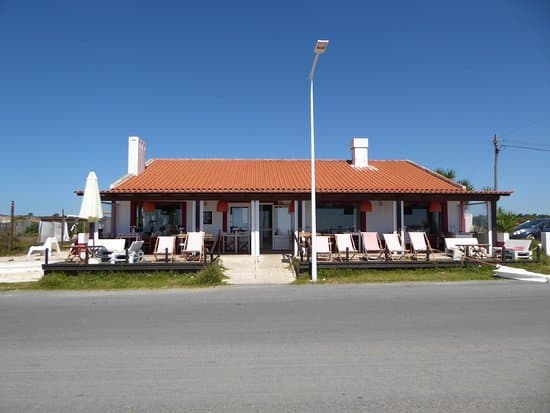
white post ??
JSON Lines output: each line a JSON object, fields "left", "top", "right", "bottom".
{"left": 308, "top": 40, "right": 329, "bottom": 282}
{"left": 293, "top": 200, "right": 299, "bottom": 256}
{"left": 189, "top": 201, "right": 196, "bottom": 232}
{"left": 250, "top": 200, "right": 260, "bottom": 257}
{"left": 199, "top": 201, "right": 204, "bottom": 232}
{"left": 486, "top": 201, "right": 493, "bottom": 252}
{"left": 310, "top": 77, "right": 318, "bottom": 281}
{"left": 400, "top": 201, "right": 405, "bottom": 240}
{"left": 392, "top": 201, "right": 397, "bottom": 232}
{"left": 255, "top": 200, "right": 260, "bottom": 257}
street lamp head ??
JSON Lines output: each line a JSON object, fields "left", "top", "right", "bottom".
{"left": 314, "top": 40, "right": 329, "bottom": 55}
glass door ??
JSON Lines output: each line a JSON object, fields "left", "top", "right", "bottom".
{"left": 273, "top": 204, "right": 291, "bottom": 250}
{"left": 260, "top": 204, "right": 273, "bottom": 250}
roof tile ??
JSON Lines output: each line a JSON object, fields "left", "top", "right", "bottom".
{"left": 107, "top": 159, "right": 476, "bottom": 195}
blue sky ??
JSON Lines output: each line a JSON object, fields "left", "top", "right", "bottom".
{"left": 1, "top": 0, "right": 549, "bottom": 216}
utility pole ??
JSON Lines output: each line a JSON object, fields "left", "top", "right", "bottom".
{"left": 61, "top": 208, "right": 65, "bottom": 248}
{"left": 8, "top": 201, "right": 15, "bottom": 251}
{"left": 493, "top": 134, "right": 501, "bottom": 190}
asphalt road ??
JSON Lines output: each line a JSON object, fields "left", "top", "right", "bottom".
{"left": 1, "top": 281, "right": 549, "bottom": 412}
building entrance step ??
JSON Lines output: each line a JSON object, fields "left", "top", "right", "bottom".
{"left": 221, "top": 254, "right": 295, "bottom": 285}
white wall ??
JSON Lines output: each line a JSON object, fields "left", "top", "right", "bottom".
{"left": 201, "top": 200, "right": 223, "bottom": 234}
{"left": 447, "top": 201, "right": 462, "bottom": 233}
{"left": 115, "top": 201, "right": 131, "bottom": 234}
{"left": 185, "top": 201, "right": 195, "bottom": 232}
{"left": 464, "top": 213, "right": 474, "bottom": 232}
{"left": 365, "top": 201, "right": 395, "bottom": 233}
{"left": 541, "top": 232, "right": 550, "bottom": 256}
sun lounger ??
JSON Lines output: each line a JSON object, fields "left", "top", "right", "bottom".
{"left": 407, "top": 232, "right": 433, "bottom": 260}
{"left": 315, "top": 235, "right": 332, "bottom": 261}
{"left": 110, "top": 240, "right": 145, "bottom": 264}
{"left": 182, "top": 231, "right": 205, "bottom": 261}
{"left": 89, "top": 238, "right": 126, "bottom": 253}
{"left": 334, "top": 233, "right": 358, "bottom": 260}
{"left": 360, "top": 232, "right": 384, "bottom": 260}
{"left": 153, "top": 236, "right": 176, "bottom": 261}
{"left": 382, "top": 233, "right": 406, "bottom": 260}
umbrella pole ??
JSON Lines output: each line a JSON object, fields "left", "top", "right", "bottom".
{"left": 90, "top": 222, "right": 95, "bottom": 264}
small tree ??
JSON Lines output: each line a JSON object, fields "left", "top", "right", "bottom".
{"left": 434, "top": 168, "right": 457, "bottom": 180}
{"left": 23, "top": 222, "right": 39, "bottom": 235}
{"left": 496, "top": 208, "right": 517, "bottom": 233}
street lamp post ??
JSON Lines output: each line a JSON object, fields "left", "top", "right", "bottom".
{"left": 308, "top": 39, "right": 329, "bottom": 282}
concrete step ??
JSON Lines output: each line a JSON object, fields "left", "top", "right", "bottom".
{"left": 221, "top": 254, "right": 296, "bottom": 285}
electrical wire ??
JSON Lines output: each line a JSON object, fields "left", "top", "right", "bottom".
{"left": 502, "top": 143, "right": 550, "bottom": 152}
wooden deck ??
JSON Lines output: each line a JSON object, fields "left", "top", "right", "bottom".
{"left": 42, "top": 254, "right": 219, "bottom": 275}
{"left": 41, "top": 249, "right": 503, "bottom": 276}
{"left": 293, "top": 251, "right": 501, "bottom": 277}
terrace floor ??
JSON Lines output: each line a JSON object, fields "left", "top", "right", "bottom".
{"left": 0, "top": 249, "right": 505, "bottom": 284}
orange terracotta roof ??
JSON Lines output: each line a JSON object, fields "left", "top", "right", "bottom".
{"left": 106, "top": 159, "right": 497, "bottom": 195}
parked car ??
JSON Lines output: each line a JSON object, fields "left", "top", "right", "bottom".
{"left": 511, "top": 219, "right": 550, "bottom": 240}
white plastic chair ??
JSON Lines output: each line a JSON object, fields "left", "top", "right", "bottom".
{"left": 110, "top": 240, "right": 145, "bottom": 264}
{"left": 27, "top": 237, "right": 60, "bottom": 257}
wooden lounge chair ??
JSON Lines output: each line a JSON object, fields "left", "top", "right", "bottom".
{"left": 315, "top": 235, "right": 332, "bottom": 261}
{"left": 334, "top": 233, "right": 358, "bottom": 261}
{"left": 153, "top": 236, "right": 176, "bottom": 262}
{"left": 382, "top": 233, "right": 406, "bottom": 260}
{"left": 360, "top": 232, "right": 384, "bottom": 260}
{"left": 407, "top": 232, "right": 433, "bottom": 260}
{"left": 299, "top": 232, "right": 312, "bottom": 259}
{"left": 182, "top": 231, "right": 205, "bottom": 261}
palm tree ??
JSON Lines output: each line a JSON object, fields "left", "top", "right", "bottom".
{"left": 457, "top": 178, "right": 474, "bottom": 191}
{"left": 496, "top": 208, "right": 518, "bottom": 233}
{"left": 434, "top": 168, "right": 456, "bottom": 180}
{"left": 434, "top": 167, "right": 474, "bottom": 190}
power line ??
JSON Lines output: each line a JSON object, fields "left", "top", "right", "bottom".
{"left": 503, "top": 143, "right": 550, "bottom": 152}
{"left": 499, "top": 112, "right": 550, "bottom": 139}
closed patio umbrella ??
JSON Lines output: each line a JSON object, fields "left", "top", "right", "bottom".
{"left": 79, "top": 171, "right": 103, "bottom": 247}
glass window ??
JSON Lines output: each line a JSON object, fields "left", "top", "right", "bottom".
{"left": 230, "top": 207, "right": 249, "bottom": 232}
{"left": 274, "top": 205, "right": 291, "bottom": 235}
{"left": 141, "top": 204, "right": 181, "bottom": 235}
{"left": 404, "top": 205, "right": 428, "bottom": 231}
{"left": 317, "top": 205, "right": 357, "bottom": 233}
{"left": 404, "top": 203, "right": 441, "bottom": 236}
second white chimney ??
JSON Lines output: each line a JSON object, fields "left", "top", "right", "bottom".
{"left": 350, "top": 138, "right": 369, "bottom": 168}
{"left": 128, "top": 136, "right": 146, "bottom": 175}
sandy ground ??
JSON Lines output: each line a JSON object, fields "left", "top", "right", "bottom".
{"left": 0, "top": 251, "right": 296, "bottom": 284}
{"left": 0, "top": 251, "right": 69, "bottom": 283}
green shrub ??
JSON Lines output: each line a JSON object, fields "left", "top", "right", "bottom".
{"left": 31, "top": 264, "right": 225, "bottom": 290}
{"left": 194, "top": 264, "right": 224, "bottom": 285}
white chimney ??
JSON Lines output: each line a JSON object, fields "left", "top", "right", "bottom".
{"left": 350, "top": 138, "right": 369, "bottom": 168}
{"left": 128, "top": 136, "right": 146, "bottom": 175}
